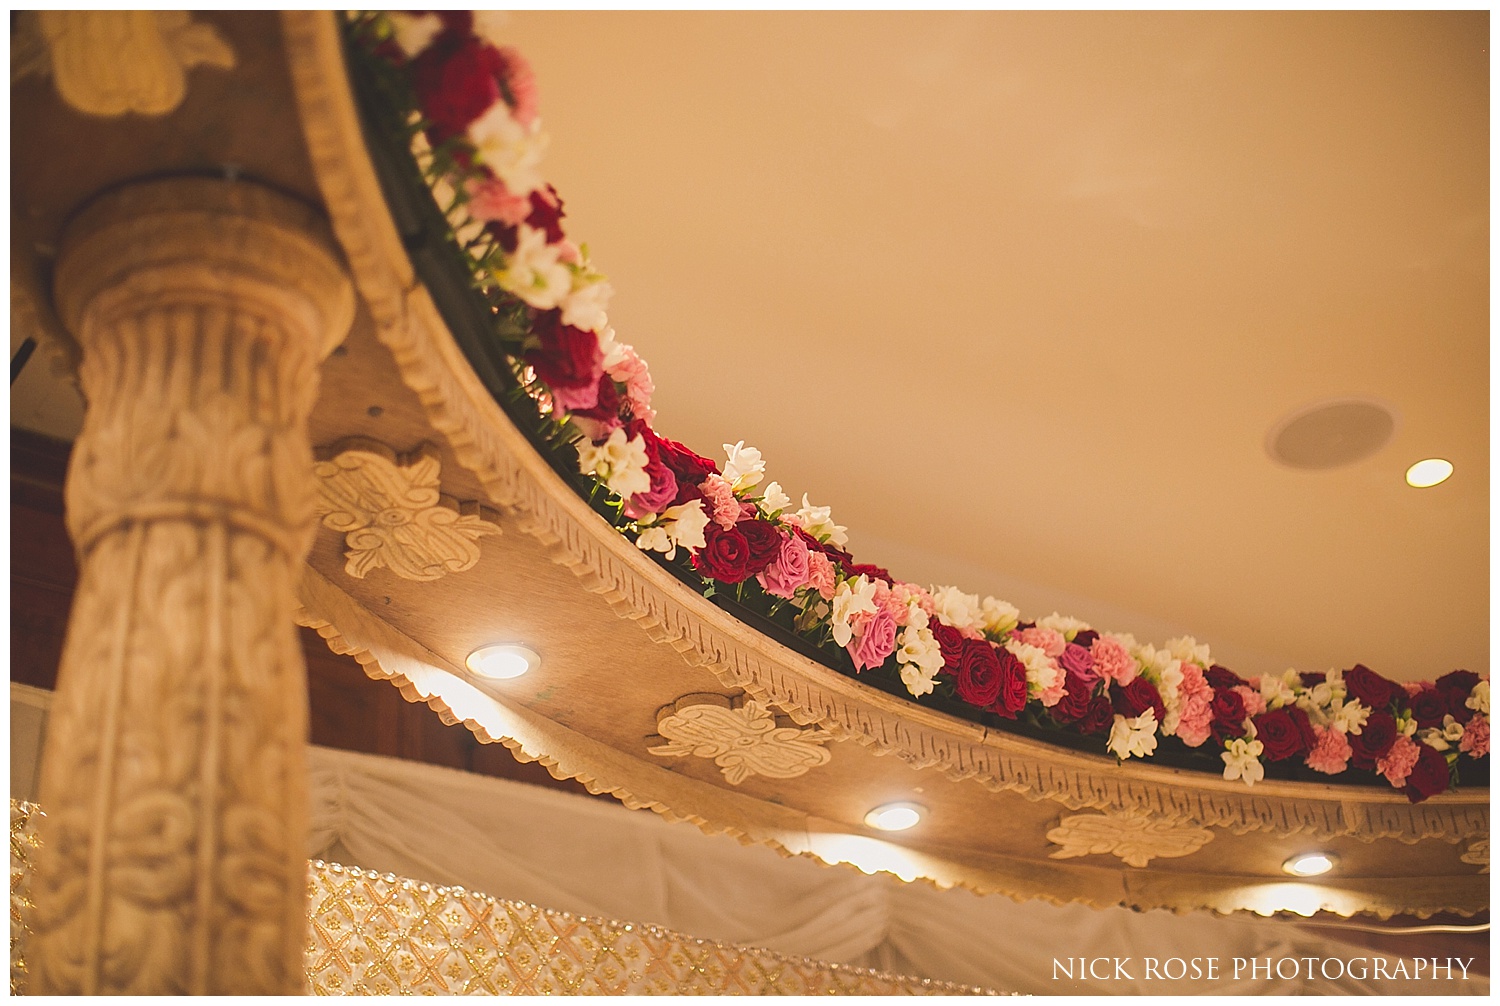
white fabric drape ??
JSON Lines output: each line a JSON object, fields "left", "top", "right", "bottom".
{"left": 303, "top": 745, "right": 1487, "bottom": 995}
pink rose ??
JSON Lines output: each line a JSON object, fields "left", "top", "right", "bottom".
{"left": 621, "top": 458, "right": 677, "bottom": 519}
{"left": 1090, "top": 636, "right": 1138, "bottom": 686}
{"left": 849, "top": 610, "right": 897, "bottom": 672}
{"left": 1304, "top": 725, "right": 1353, "bottom": 775}
{"left": 756, "top": 531, "right": 810, "bottom": 599}
{"left": 1016, "top": 627, "right": 1065, "bottom": 658}
{"left": 806, "top": 552, "right": 837, "bottom": 600}
{"left": 1459, "top": 716, "right": 1488, "bottom": 758}
{"left": 1376, "top": 735, "right": 1421, "bottom": 788}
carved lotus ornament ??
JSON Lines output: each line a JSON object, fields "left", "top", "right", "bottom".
{"left": 647, "top": 694, "right": 834, "bottom": 785}
{"left": 1047, "top": 811, "right": 1215, "bottom": 868}
{"left": 314, "top": 439, "right": 500, "bottom": 582}
{"left": 20, "top": 12, "right": 235, "bottom": 117}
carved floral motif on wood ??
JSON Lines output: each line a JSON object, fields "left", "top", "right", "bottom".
{"left": 1046, "top": 811, "right": 1215, "bottom": 868}
{"left": 1459, "top": 837, "right": 1488, "bottom": 873}
{"left": 16, "top": 12, "right": 234, "bottom": 117}
{"left": 647, "top": 694, "right": 834, "bottom": 785}
{"left": 314, "top": 439, "right": 500, "bottom": 582}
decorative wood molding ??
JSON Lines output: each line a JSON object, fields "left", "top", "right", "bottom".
{"left": 281, "top": 11, "right": 1487, "bottom": 855}
{"left": 1459, "top": 837, "right": 1488, "bottom": 873}
{"left": 313, "top": 438, "right": 500, "bottom": 582}
{"left": 18, "top": 11, "right": 234, "bottom": 118}
{"left": 647, "top": 694, "right": 834, "bottom": 785}
{"left": 1046, "top": 811, "right": 1215, "bottom": 869}
{"left": 28, "top": 178, "right": 351, "bottom": 995}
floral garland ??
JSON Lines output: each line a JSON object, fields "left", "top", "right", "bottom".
{"left": 346, "top": 11, "right": 1489, "bottom": 802}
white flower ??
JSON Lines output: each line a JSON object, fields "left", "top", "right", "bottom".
{"left": 1294, "top": 681, "right": 1336, "bottom": 726}
{"left": 1157, "top": 658, "right": 1184, "bottom": 735}
{"left": 931, "top": 586, "right": 983, "bottom": 633}
{"left": 981, "top": 597, "right": 1020, "bottom": 638}
{"left": 577, "top": 428, "right": 651, "bottom": 499}
{"left": 1164, "top": 635, "right": 1211, "bottom": 669}
{"left": 904, "top": 598, "right": 930, "bottom": 631}
{"left": 760, "top": 481, "right": 791, "bottom": 514}
{"left": 634, "top": 500, "right": 709, "bottom": 561}
{"left": 896, "top": 626, "right": 944, "bottom": 698}
{"left": 1397, "top": 713, "right": 1418, "bottom": 738}
{"left": 830, "top": 575, "right": 878, "bottom": 648}
{"left": 494, "top": 224, "right": 572, "bottom": 310}
{"left": 1038, "top": 612, "right": 1091, "bottom": 640}
{"left": 470, "top": 102, "right": 548, "bottom": 196}
{"left": 1108, "top": 710, "right": 1160, "bottom": 761}
{"left": 1420, "top": 728, "right": 1451, "bottom": 753}
{"left": 1329, "top": 697, "right": 1369, "bottom": 735}
{"left": 559, "top": 278, "right": 613, "bottom": 333}
{"left": 388, "top": 12, "right": 441, "bottom": 58}
{"left": 1134, "top": 643, "right": 1176, "bottom": 682}
{"left": 472, "top": 9, "right": 510, "bottom": 46}
{"left": 1258, "top": 670, "right": 1297, "bottom": 710}
{"left": 1467, "top": 680, "right": 1489, "bottom": 715}
{"left": 722, "top": 441, "right": 766, "bottom": 492}
{"left": 1221, "top": 737, "right": 1265, "bottom": 786}
{"left": 793, "top": 494, "right": 848, "bottom": 547}
{"left": 1006, "top": 641, "right": 1060, "bottom": 697}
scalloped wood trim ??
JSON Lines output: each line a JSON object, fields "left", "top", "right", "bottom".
{"left": 281, "top": 11, "right": 1487, "bottom": 850}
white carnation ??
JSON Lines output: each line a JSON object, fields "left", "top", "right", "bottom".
{"left": 931, "top": 586, "right": 983, "bottom": 633}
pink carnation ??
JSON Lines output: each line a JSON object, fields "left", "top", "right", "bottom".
{"left": 1233, "top": 684, "right": 1266, "bottom": 717}
{"left": 849, "top": 609, "right": 897, "bottom": 672}
{"left": 755, "top": 530, "right": 809, "bottom": 599}
{"left": 1402, "top": 681, "right": 1425, "bottom": 698}
{"left": 465, "top": 176, "right": 531, "bottom": 226}
{"left": 1376, "top": 735, "right": 1421, "bottom": 788}
{"left": 1459, "top": 716, "right": 1489, "bottom": 758}
{"left": 806, "top": 552, "right": 837, "bottom": 601}
{"left": 1016, "top": 627, "right": 1066, "bottom": 658}
{"left": 494, "top": 46, "right": 540, "bottom": 129}
{"left": 699, "top": 475, "right": 741, "bottom": 530}
{"left": 1304, "top": 725, "right": 1353, "bottom": 775}
{"left": 1090, "top": 637, "right": 1137, "bottom": 686}
{"left": 1173, "top": 664, "right": 1214, "bottom": 747}
{"left": 607, "top": 346, "right": 656, "bottom": 423}
{"left": 1038, "top": 669, "right": 1068, "bottom": 709}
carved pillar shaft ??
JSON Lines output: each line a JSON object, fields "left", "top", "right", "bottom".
{"left": 29, "top": 179, "right": 353, "bottom": 995}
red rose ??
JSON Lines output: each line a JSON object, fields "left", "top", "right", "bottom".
{"left": 1072, "top": 629, "right": 1100, "bottom": 648}
{"left": 1053, "top": 669, "right": 1097, "bottom": 723}
{"left": 1112, "top": 677, "right": 1165, "bottom": 725}
{"left": 1209, "top": 688, "right": 1247, "bottom": 744}
{"left": 569, "top": 373, "right": 622, "bottom": 428}
{"left": 1076, "top": 694, "right": 1114, "bottom": 736}
{"left": 1344, "top": 664, "right": 1400, "bottom": 712}
{"left": 1408, "top": 686, "right": 1450, "bottom": 730}
{"left": 737, "top": 519, "right": 783, "bottom": 575}
{"left": 626, "top": 423, "right": 716, "bottom": 503}
{"left": 1403, "top": 743, "right": 1453, "bottom": 803}
{"left": 990, "top": 647, "right": 1029, "bottom": 719}
{"left": 846, "top": 562, "right": 894, "bottom": 585}
{"left": 411, "top": 34, "right": 507, "bottom": 141}
{"left": 930, "top": 622, "right": 965, "bottom": 673}
{"left": 691, "top": 524, "right": 752, "bottom": 583}
{"left": 1348, "top": 711, "right": 1397, "bottom": 770}
{"left": 1205, "top": 665, "right": 1248, "bottom": 691}
{"left": 526, "top": 311, "right": 603, "bottom": 396}
{"left": 1253, "top": 707, "right": 1316, "bottom": 762}
{"left": 1436, "top": 670, "right": 1480, "bottom": 694}
{"left": 954, "top": 639, "right": 1003, "bottom": 709}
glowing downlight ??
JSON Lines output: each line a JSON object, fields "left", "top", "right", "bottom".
{"left": 1405, "top": 458, "right": 1453, "bottom": 488}
{"left": 863, "top": 802, "right": 924, "bottom": 832}
{"left": 466, "top": 643, "right": 539, "bottom": 680}
{"left": 1282, "top": 852, "right": 1337, "bottom": 877}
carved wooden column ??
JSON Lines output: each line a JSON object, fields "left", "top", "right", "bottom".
{"left": 28, "top": 178, "right": 353, "bottom": 994}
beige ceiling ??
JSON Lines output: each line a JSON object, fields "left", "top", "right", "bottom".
{"left": 11, "top": 11, "right": 1487, "bottom": 682}
{"left": 498, "top": 10, "right": 1488, "bottom": 681}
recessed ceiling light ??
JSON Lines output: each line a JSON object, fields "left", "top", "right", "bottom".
{"left": 466, "top": 643, "right": 539, "bottom": 680}
{"left": 1405, "top": 458, "right": 1453, "bottom": 488}
{"left": 1282, "top": 852, "right": 1337, "bottom": 877}
{"left": 864, "top": 802, "right": 924, "bottom": 832}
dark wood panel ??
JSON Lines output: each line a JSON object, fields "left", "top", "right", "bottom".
{"left": 11, "top": 428, "right": 600, "bottom": 800}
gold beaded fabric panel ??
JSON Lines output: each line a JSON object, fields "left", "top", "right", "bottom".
{"left": 11, "top": 801, "right": 991, "bottom": 996}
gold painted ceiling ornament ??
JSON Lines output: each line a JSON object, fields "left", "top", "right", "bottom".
{"left": 647, "top": 694, "right": 834, "bottom": 785}
{"left": 1046, "top": 810, "right": 1215, "bottom": 869}
{"left": 313, "top": 438, "right": 501, "bottom": 582}
{"left": 20, "top": 11, "right": 235, "bottom": 118}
